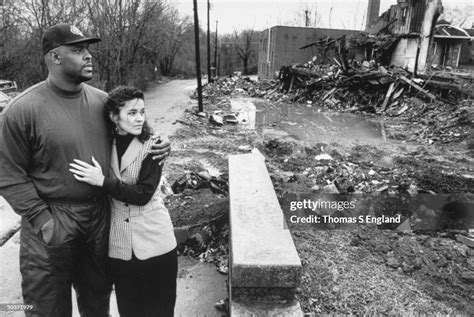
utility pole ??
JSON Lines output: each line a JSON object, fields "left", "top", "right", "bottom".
{"left": 193, "top": 0, "right": 203, "bottom": 112}
{"left": 207, "top": 0, "right": 212, "bottom": 83}
{"left": 214, "top": 20, "right": 218, "bottom": 79}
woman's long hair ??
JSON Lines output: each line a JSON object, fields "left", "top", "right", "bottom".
{"left": 105, "top": 86, "right": 153, "bottom": 142}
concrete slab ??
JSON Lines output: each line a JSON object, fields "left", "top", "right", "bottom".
{"left": 0, "top": 231, "right": 226, "bottom": 317}
{"left": 228, "top": 153, "right": 302, "bottom": 288}
{"left": 231, "top": 300, "right": 303, "bottom": 317}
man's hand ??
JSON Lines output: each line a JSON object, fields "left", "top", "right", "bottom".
{"left": 40, "top": 218, "right": 54, "bottom": 245}
{"left": 149, "top": 135, "right": 171, "bottom": 165}
{"left": 69, "top": 156, "right": 105, "bottom": 186}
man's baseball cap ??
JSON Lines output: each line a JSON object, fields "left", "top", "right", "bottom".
{"left": 42, "top": 23, "right": 101, "bottom": 55}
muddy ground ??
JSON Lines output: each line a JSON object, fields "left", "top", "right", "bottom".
{"left": 163, "top": 78, "right": 473, "bottom": 315}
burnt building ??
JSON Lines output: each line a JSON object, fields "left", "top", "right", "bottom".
{"left": 368, "top": 0, "right": 444, "bottom": 74}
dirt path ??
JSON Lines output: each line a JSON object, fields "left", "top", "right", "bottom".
{"left": 144, "top": 79, "right": 198, "bottom": 137}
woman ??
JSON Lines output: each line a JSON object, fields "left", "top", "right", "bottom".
{"left": 69, "top": 86, "right": 177, "bottom": 317}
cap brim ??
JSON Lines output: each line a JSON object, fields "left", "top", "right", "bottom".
{"left": 63, "top": 37, "right": 101, "bottom": 46}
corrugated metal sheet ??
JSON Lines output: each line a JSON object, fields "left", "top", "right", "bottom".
{"left": 388, "top": 0, "right": 428, "bottom": 35}
{"left": 409, "top": 0, "right": 427, "bottom": 33}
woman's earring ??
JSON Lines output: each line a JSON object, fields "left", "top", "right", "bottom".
{"left": 115, "top": 127, "right": 119, "bottom": 134}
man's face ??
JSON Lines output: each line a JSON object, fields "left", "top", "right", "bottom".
{"left": 55, "top": 43, "right": 93, "bottom": 83}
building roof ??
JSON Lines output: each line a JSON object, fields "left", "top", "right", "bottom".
{"left": 434, "top": 24, "right": 472, "bottom": 40}
{"left": 463, "top": 28, "right": 474, "bottom": 37}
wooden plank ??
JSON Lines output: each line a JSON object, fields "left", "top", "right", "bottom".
{"left": 322, "top": 87, "right": 337, "bottom": 101}
{"left": 288, "top": 75, "right": 295, "bottom": 92}
{"left": 399, "top": 75, "right": 437, "bottom": 101}
{"left": 380, "top": 82, "right": 396, "bottom": 112}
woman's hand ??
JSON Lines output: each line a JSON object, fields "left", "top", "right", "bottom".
{"left": 149, "top": 135, "right": 171, "bottom": 165}
{"left": 69, "top": 156, "right": 105, "bottom": 187}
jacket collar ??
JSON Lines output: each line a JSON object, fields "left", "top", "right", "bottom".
{"left": 111, "top": 137, "right": 142, "bottom": 176}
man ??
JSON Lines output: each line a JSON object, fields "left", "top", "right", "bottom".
{"left": 0, "top": 23, "right": 170, "bottom": 317}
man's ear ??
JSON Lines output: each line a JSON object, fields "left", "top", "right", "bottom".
{"left": 50, "top": 50, "right": 61, "bottom": 64}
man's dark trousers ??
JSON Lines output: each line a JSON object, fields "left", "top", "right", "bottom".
{"left": 20, "top": 199, "right": 112, "bottom": 317}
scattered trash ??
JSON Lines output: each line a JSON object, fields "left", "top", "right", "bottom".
{"left": 315, "top": 153, "right": 333, "bottom": 161}
{"left": 209, "top": 114, "right": 224, "bottom": 126}
{"left": 217, "top": 260, "right": 228, "bottom": 275}
{"left": 238, "top": 145, "right": 253, "bottom": 151}
{"left": 172, "top": 171, "right": 228, "bottom": 195}
{"left": 456, "top": 234, "right": 474, "bottom": 248}
{"left": 323, "top": 183, "right": 339, "bottom": 194}
{"left": 223, "top": 114, "right": 238, "bottom": 124}
{"left": 214, "top": 298, "right": 229, "bottom": 313}
{"left": 396, "top": 218, "right": 411, "bottom": 233}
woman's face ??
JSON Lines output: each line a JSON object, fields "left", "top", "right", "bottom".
{"left": 112, "top": 98, "right": 145, "bottom": 136}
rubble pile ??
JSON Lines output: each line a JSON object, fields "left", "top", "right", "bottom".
{"left": 274, "top": 62, "right": 473, "bottom": 112}
{"left": 397, "top": 99, "right": 474, "bottom": 144}
{"left": 263, "top": 140, "right": 473, "bottom": 196}
{"left": 191, "top": 77, "right": 276, "bottom": 100}
{"left": 269, "top": 146, "right": 413, "bottom": 196}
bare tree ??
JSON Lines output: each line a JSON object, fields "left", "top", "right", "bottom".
{"left": 85, "top": 0, "right": 166, "bottom": 89}
{"left": 234, "top": 29, "right": 255, "bottom": 75}
{"left": 1, "top": 0, "right": 89, "bottom": 87}
{"left": 152, "top": 8, "right": 192, "bottom": 76}
{"left": 215, "top": 33, "right": 235, "bottom": 76}
{"left": 1, "top": 0, "right": 196, "bottom": 89}
{"left": 285, "top": 1, "right": 323, "bottom": 28}
{"left": 440, "top": 4, "right": 474, "bottom": 28}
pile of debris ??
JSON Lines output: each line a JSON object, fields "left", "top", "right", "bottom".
{"left": 196, "top": 65, "right": 473, "bottom": 115}
{"left": 263, "top": 139, "right": 473, "bottom": 196}
{"left": 171, "top": 170, "right": 228, "bottom": 195}
{"left": 192, "top": 64, "right": 473, "bottom": 145}
{"left": 190, "top": 77, "right": 274, "bottom": 100}
{"left": 273, "top": 62, "right": 473, "bottom": 112}
{"left": 398, "top": 99, "right": 474, "bottom": 144}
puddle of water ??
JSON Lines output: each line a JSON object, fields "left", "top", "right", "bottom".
{"left": 256, "top": 100, "right": 394, "bottom": 145}
{"left": 230, "top": 97, "right": 408, "bottom": 146}
{"left": 230, "top": 99, "right": 256, "bottom": 129}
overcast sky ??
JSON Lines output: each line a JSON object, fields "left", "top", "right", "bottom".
{"left": 171, "top": 0, "right": 474, "bottom": 35}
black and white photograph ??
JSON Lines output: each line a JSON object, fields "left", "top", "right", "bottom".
{"left": 0, "top": 0, "right": 473, "bottom": 316}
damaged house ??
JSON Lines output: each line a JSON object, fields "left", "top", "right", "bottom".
{"left": 257, "top": 0, "right": 447, "bottom": 79}
{"left": 368, "top": 0, "right": 444, "bottom": 74}
{"left": 257, "top": 0, "right": 474, "bottom": 81}
{"left": 459, "top": 25, "right": 474, "bottom": 68}
{"left": 430, "top": 23, "right": 472, "bottom": 69}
